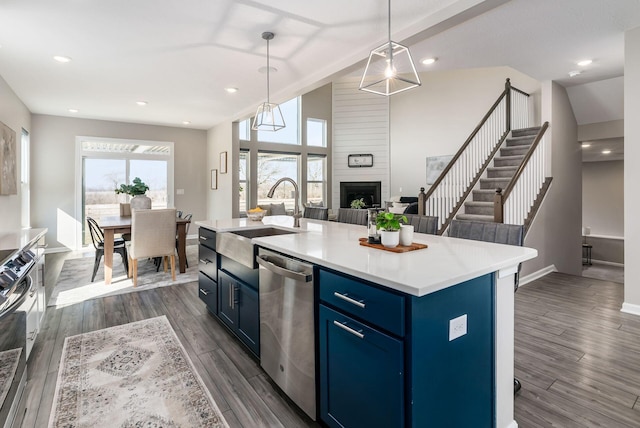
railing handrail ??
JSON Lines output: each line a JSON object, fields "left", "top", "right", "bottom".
{"left": 501, "top": 121, "right": 549, "bottom": 202}
{"left": 423, "top": 78, "right": 530, "bottom": 201}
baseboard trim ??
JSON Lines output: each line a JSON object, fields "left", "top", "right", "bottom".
{"left": 45, "top": 246, "right": 72, "bottom": 254}
{"left": 621, "top": 302, "right": 640, "bottom": 317}
{"left": 591, "top": 259, "right": 624, "bottom": 268}
{"left": 519, "top": 264, "right": 557, "bottom": 286}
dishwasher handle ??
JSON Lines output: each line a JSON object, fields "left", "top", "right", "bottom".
{"left": 257, "top": 255, "right": 313, "bottom": 283}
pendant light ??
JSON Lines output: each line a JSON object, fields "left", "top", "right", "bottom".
{"left": 252, "top": 32, "right": 285, "bottom": 131}
{"left": 359, "top": 0, "right": 421, "bottom": 96}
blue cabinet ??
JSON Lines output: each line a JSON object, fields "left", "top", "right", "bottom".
{"left": 198, "top": 228, "right": 219, "bottom": 315}
{"left": 319, "top": 305, "right": 404, "bottom": 428}
{"left": 318, "top": 267, "right": 495, "bottom": 428}
{"left": 218, "top": 270, "right": 260, "bottom": 357}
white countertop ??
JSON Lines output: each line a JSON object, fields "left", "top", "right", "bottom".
{"left": 195, "top": 217, "right": 537, "bottom": 297}
{"left": 0, "top": 228, "right": 48, "bottom": 252}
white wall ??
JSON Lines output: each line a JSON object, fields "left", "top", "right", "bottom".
{"left": 0, "top": 75, "right": 31, "bottom": 231}
{"left": 582, "top": 160, "right": 624, "bottom": 237}
{"left": 624, "top": 25, "right": 640, "bottom": 311}
{"left": 332, "top": 78, "right": 389, "bottom": 207}
{"left": 206, "top": 122, "right": 233, "bottom": 220}
{"left": 31, "top": 114, "right": 207, "bottom": 250}
{"left": 523, "top": 81, "right": 582, "bottom": 276}
{"left": 389, "top": 67, "right": 540, "bottom": 197}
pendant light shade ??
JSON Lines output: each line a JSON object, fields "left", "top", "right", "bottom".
{"left": 359, "top": 0, "right": 421, "bottom": 96}
{"left": 252, "top": 32, "right": 285, "bottom": 131}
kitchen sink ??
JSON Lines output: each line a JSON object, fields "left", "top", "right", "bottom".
{"left": 216, "top": 227, "right": 299, "bottom": 269}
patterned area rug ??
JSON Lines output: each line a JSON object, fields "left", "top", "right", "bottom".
{"left": 49, "top": 245, "right": 198, "bottom": 307}
{"left": 0, "top": 348, "right": 21, "bottom": 409}
{"left": 48, "top": 316, "right": 229, "bottom": 428}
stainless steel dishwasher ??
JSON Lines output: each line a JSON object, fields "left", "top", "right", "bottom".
{"left": 256, "top": 247, "right": 316, "bottom": 420}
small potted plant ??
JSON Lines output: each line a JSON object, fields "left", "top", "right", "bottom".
{"left": 350, "top": 198, "right": 366, "bottom": 209}
{"left": 115, "top": 177, "right": 151, "bottom": 209}
{"left": 376, "top": 212, "right": 408, "bottom": 248}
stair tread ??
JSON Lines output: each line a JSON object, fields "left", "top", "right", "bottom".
{"left": 465, "top": 201, "right": 493, "bottom": 206}
{"left": 508, "top": 135, "right": 536, "bottom": 141}
{"left": 481, "top": 177, "right": 511, "bottom": 181}
{"left": 473, "top": 189, "right": 498, "bottom": 193}
{"left": 488, "top": 165, "right": 517, "bottom": 170}
{"left": 495, "top": 155, "right": 525, "bottom": 160}
{"left": 513, "top": 126, "right": 541, "bottom": 132}
{"left": 457, "top": 214, "right": 495, "bottom": 222}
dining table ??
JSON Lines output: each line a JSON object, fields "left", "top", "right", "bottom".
{"left": 99, "top": 215, "right": 191, "bottom": 285}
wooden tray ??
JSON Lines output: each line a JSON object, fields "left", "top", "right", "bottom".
{"left": 359, "top": 238, "right": 428, "bottom": 253}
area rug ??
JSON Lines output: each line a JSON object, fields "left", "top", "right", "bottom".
{"left": 49, "top": 245, "right": 198, "bottom": 307}
{"left": 48, "top": 316, "right": 229, "bottom": 428}
{"left": 0, "top": 348, "right": 21, "bottom": 409}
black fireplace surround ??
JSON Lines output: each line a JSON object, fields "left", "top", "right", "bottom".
{"left": 340, "top": 181, "right": 381, "bottom": 208}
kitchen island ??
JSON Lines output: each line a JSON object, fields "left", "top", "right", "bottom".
{"left": 196, "top": 216, "right": 536, "bottom": 428}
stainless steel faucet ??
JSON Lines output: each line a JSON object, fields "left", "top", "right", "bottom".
{"left": 267, "top": 177, "right": 301, "bottom": 227}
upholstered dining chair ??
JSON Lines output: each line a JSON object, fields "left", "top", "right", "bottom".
{"left": 303, "top": 206, "right": 329, "bottom": 221}
{"left": 127, "top": 208, "right": 177, "bottom": 286}
{"left": 87, "top": 216, "right": 129, "bottom": 282}
{"left": 156, "top": 212, "right": 193, "bottom": 271}
{"left": 336, "top": 208, "right": 368, "bottom": 225}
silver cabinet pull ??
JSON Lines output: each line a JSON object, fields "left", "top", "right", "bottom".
{"left": 199, "top": 288, "right": 209, "bottom": 296}
{"left": 333, "top": 320, "right": 364, "bottom": 339}
{"left": 199, "top": 236, "right": 208, "bottom": 240}
{"left": 333, "top": 292, "right": 365, "bottom": 308}
{"left": 230, "top": 285, "right": 236, "bottom": 310}
{"left": 199, "top": 258, "right": 212, "bottom": 264}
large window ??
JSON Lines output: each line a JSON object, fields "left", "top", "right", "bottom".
{"left": 237, "top": 93, "right": 329, "bottom": 216}
{"left": 78, "top": 138, "right": 173, "bottom": 246}
{"left": 20, "top": 129, "right": 30, "bottom": 228}
{"left": 257, "top": 153, "right": 299, "bottom": 212}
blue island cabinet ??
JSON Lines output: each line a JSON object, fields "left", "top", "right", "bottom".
{"left": 318, "top": 268, "right": 495, "bottom": 428}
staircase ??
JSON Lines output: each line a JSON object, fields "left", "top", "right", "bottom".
{"left": 457, "top": 127, "right": 541, "bottom": 222}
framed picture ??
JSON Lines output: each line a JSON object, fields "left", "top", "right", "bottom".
{"left": 348, "top": 153, "right": 373, "bottom": 168}
{"left": 0, "top": 121, "right": 17, "bottom": 195}
{"left": 210, "top": 169, "right": 218, "bottom": 189}
{"left": 220, "top": 151, "right": 228, "bottom": 174}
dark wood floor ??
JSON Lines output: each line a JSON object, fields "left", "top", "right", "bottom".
{"left": 19, "top": 254, "right": 640, "bottom": 427}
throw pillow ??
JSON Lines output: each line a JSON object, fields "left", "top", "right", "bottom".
{"left": 257, "top": 204, "right": 272, "bottom": 216}
{"left": 270, "top": 202, "right": 287, "bottom": 215}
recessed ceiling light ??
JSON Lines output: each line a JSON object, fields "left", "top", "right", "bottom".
{"left": 577, "top": 59, "right": 593, "bottom": 67}
{"left": 581, "top": 143, "right": 591, "bottom": 148}
{"left": 258, "top": 66, "right": 277, "bottom": 74}
{"left": 136, "top": 101, "right": 148, "bottom": 106}
{"left": 68, "top": 108, "right": 79, "bottom": 113}
{"left": 602, "top": 150, "right": 611, "bottom": 154}
{"left": 421, "top": 57, "right": 437, "bottom": 65}
{"left": 53, "top": 55, "right": 72, "bottom": 63}
{"left": 182, "top": 121, "right": 191, "bottom": 125}
{"left": 568, "top": 70, "right": 582, "bottom": 77}
{"left": 225, "top": 87, "right": 239, "bottom": 93}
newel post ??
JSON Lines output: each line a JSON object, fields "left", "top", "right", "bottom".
{"left": 494, "top": 188, "right": 504, "bottom": 223}
{"left": 418, "top": 187, "right": 426, "bottom": 216}
{"left": 505, "top": 78, "right": 512, "bottom": 132}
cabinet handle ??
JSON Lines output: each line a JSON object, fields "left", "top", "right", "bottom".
{"left": 199, "top": 288, "right": 209, "bottom": 296}
{"left": 199, "top": 236, "right": 208, "bottom": 240}
{"left": 230, "top": 285, "right": 236, "bottom": 310}
{"left": 333, "top": 292, "right": 366, "bottom": 308}
{"left": 333, "top": 320, "right": 364, "bottom": 339}
{"left": 199, "top": 259, "right": 212, "bottom": 264}
{"left": 28, "top": 330, "right": 38, "bottom": 341}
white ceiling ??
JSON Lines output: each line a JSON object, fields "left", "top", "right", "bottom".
{"left": 0, "top": 0, "right": 639, "bottom": 130}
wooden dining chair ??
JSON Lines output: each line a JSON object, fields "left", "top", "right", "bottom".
{"left": 127, "top": 208, "right": 177, "bottom": 286}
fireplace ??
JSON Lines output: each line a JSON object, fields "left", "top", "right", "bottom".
{"left": 340, "top": 181, "right": 382, "bottom": 208}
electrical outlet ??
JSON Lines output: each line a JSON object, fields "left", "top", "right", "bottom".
{"left": 399, "top": 187, "right": 403, "bottom": 193}
{"left": 176, "top": 189, "right": 185, "bottom": 195}
{"left": 449, "top": 314, "right": 467, "bottom": 341}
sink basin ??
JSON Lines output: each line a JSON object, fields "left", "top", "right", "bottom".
{"left": 230, "top": 227, "right": 297, "bottom": 239}
{"left": 216, "top": 227, "right": 298, "bottom": 269}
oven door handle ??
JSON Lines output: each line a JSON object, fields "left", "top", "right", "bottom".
{"left": 0, "top": 276, "right": 31, "bottom": 321}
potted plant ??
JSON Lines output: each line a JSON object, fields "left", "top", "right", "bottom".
{"left": 376, "top": 212, "right": 408, "bottom": 248}
{"left": 350, "top": 198, "right": 366, "bottom": 209}
{"left": 115, "top": 177, "right": 151, "bottom": 210}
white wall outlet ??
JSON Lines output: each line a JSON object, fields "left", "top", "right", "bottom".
{"left": 176, "top": 188, "right": 185, "bottom": 195}
{"left": 449, "top": 314, "right": 467, "bottom": 341}
{"left": 399, "top": 187, "right": 403, "bottom": 193}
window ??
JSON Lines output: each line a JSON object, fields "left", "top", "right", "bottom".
{"left": 257, "top": 98, "right": 300, "bottom": 144}
{"left": 20, "top": 129, "right": 30, "bottom": 228}
{"left": 307, "top": 155, "right": 326, "bottom": 206}
{"left": 239, "top": 119, "right": 250, "bottom": 141}
{"left": 257, "top": 152, "right": 299, "bottom": 212}
{"left": 307, "top": 118, "right": 327, "bottom": 147}
{"left": 79, "top": 137, "right": 173, "bottom": 246}
{"left": 239, "top": 151, "right": 248, "bottom": 214}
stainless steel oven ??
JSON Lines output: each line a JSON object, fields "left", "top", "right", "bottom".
{"left": 0, "top": 248, "right": 36, "bottom": 428}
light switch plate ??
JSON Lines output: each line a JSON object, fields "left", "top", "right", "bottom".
{"left": 449, "top": 314, "right": 467, "bottom": 341}
{"left": 176, "top": 189, "right": 185, "bottom": 195}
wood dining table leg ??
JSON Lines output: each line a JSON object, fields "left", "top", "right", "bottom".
{"left": 104, "top": 229, "right": 115, "bottom": 285}
{"left": 177, "top": 223, "right": 187, "bottom": 273}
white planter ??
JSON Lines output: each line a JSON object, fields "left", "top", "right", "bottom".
{"left": 130, "top": 194, "right": 152, "bottom": 210}
{"left": 380, "top": 230, "right": 399, "bottom": 248}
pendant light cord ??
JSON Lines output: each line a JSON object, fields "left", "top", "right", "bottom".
{"left": 266, "top": 37, "right": 271, "bottom": 104}
{"left": 388, "top": 0, "right": 393, "bottom": 64}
